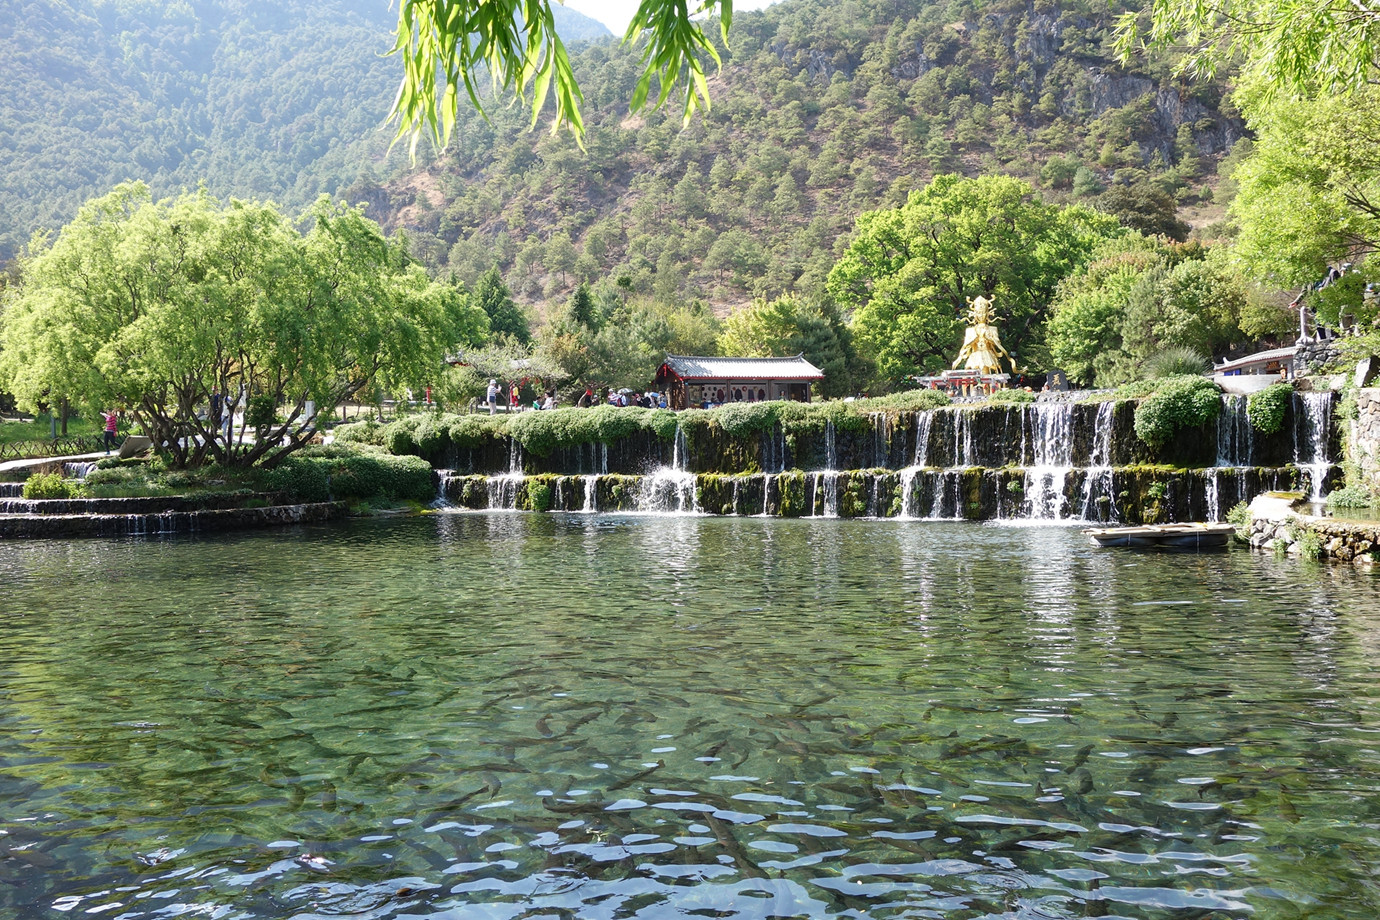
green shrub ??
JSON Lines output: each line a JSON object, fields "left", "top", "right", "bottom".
{"left": 714, "top": 402, "right": 784, "bottom": 437}
{"left": 413, "top": 414, "right": 451, "bottom": 456}
{"left": 1113, "top": 378, "right": 1163, "bottom": 400}
{"left": 1326, "top": 481, "right": 1377, "bottom": 510}
{"left": 447, "top": 413, "right": 505, "bottom": 449}
{"left": 525, "top": 480, "right": 552, "bottom": 512}
{"left": 246, "top": 394, "right": 277, "bottom": 432}
{"left": 1296, "top": 529, "right": 1324, "bottom": 561}
{"left": 381, "top": 416, "right": 425, "bottom": 456}
{"left": 985, "top": 388, "right": 1036, "bottom": 405}
{"left": 1246, "top": 382, "right": 1294, "bottom": 434}
{"left": 263, "top": 457, "right": 332, "bottom": 502}
{"left": 1133, "top": 375, "right": 1222, "bottom": 448}
{"left": 1225, "top": 499, "right": 1252, "bottom": 539}
{"left": 1144, "top": 346, "right": 1209, "bottom": 379}
{"left": 266, "top": 449, "right": 435, "bottom": 504}
{"left": 23, "top": 472, "right": 77, "bottom": 499}
{"left": 333, "top": 419, "right": 383, "bottom": 445}
{"left": 853, "top": 389, "right": 952, "bottom": 412}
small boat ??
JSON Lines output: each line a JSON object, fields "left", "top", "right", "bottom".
{"left": 1085, "top": 522, "right": 1236, "bottom": 550}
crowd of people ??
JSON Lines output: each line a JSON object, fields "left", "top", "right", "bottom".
{"left": 483, "top": 379, "right": 667, "bottom": 414}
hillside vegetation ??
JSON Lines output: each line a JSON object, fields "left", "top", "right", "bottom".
{"left": 371, "top": 0, "right": 1241, "bottom": 310}
{"left": 0, "top": 0, "right": 608, "bottom": 260}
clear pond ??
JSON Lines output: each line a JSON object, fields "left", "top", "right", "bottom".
{"left": 2, "top": 513, "right": 1379, "bottom": 918}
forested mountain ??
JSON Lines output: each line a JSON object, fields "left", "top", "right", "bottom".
{"left": 0, "top": 0, "right": 609, "bottom": 260}
{"left": 2, "top": 0, "right": 1237, "bottom": 316}
{"left": 370, "top": 0, "right": 1243, "bottom": 312}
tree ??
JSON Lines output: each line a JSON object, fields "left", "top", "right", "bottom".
{"left": 1047, "top": 234, "right": 1170, "bottom": 386}
{"left": 717, "top": 295, "right": 859, "bottom": 397}
{"left": 1227, "top": 81, "right": 1380, "bottom": 286}
{"left": 828, "top": 174, "right": 1123, "bottom": 382}
{"left": 389, "top": 0, "right": 733, "bottom": 153}
{"left": 1120, "top": 255, "right": 1245, "bottom": 364}
{"left": 1116, "top": 0, "right": 1380, "bottom": 100}
{"left": 1096, "top": 180, "right": 1191, "bottom": 241}
{"left": 0, "top": 183, "right": 483, "bottom": 468}
{"left": 474, "top": 266, "right": 531, "bottom": 344}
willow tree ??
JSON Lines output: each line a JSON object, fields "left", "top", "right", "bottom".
{"left": 388, "top": 0, "right": 733, "bottom": 152}
{"left": 0, "top": 183, "right": 486, "bottom": 468}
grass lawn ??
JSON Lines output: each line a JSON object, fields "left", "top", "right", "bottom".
{"left": 0, "top": 413, "right": 108, "bottom": 447}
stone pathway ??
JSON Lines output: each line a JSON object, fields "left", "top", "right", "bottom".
{"left": 0, "top": 450, "right": 108, "bottom": 476}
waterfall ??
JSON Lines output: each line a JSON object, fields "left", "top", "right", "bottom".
{"left": 1077, "top": 401, "right": 1116, "bottom": 521}
{"left": 824, "top": 420, "right": 837, "bottom": 471}
{"left": 64, "top": 461, "right": 99, "bottom": 480}
{"left": 487, "top": 474, "right": 522, "bottom": 510}
{"left": 1204, "top": 469, "right": 1220, "bottom": 522}
{"left": 672, "top": 424, "right": 688, "bottom": 471}
{"left": 581, "top": 475, "right": 599, "bottom": 513}
{"left": 432, "top": 469, "right": 457, "bottom": 508}
{"left": 914, "top": 410, "right": 934, "bottom": 468}
{"left": 809, "top": 471, "right": 840, "bottom": 518}
{"left": 897, "top": 467, "right": 921, "bottom": 519}
{"left": 1293, "top": 392, "right": 1334, "bottom": 501}
{"left": 1023, "top": 403, "right": 1074, "bottom": 520}
{"left": 761, "top": 424, "right": 786, "bottom": 473}
{"left": 952, "top": 409, "right": 976, "bottom": 467}
{"left": 872, "top": 414, "right": 890, "bottom": 467}
{"left": 1216, "top": 395, "right": 1254, "bottom": 467}
{"left": 486, "top": 436, "right": 526, "bottom": 510}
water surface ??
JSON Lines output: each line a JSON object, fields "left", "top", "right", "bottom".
{"left": 1, "top": 514, "right": 1378, "bottom": 918}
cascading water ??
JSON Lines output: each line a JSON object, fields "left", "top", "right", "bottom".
{"left": 1077, "top": 401, "right": 1116, "bottom": 522}
{"left": 486, "top": 440, "right": 526, "bottom": 510}
{"left": 1023, "top": 403, "right": 1074, "bottom": 520}
{"left": 1294, "top": 391, "right": 1335, "bottom": 502}
{"left": 434, "top": 389, "right": 1330, "bottom": 524}
{"left": 432, "top": 470, "right": 457, "bottom": 508}
{"left": 637, "top": 423, "right": 699, "bottom": 513}
{"left": 64, "top": 461, "right": 99, "bottom": 480}
{"left": 1216, "top": 395, "right": 1254, "bottom": 467}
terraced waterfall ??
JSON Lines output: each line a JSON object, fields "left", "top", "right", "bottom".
{"left": 434, "top": 393, "right": 1340, "bottom": 523}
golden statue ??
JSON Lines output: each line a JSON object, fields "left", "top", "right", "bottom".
{"left": 952, "top": 295, "right": 1011, "bottom": 375}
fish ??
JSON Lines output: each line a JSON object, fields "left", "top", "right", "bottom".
{"left": 606, "top": 760, "right": 663, "bottom": 792}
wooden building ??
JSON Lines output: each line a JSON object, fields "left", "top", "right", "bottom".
{"left": 654, "top": 355, "right": 825, "bottom": 410}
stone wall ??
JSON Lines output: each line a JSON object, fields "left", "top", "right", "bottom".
{"left": 1293, "top": 338, "right": 1344, "bottom": 376}
{"left": 1246, "top": 515, "right": 1380, "bottom": 568}
{"left": 1351, "top": 387, "right": 1380, "bottom": 493}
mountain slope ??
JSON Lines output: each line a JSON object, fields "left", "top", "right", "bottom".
{"left": 371, "top": 0, "right": 1241, "bottom": 309}
{"left": 0, "top": 0, "right": 611, "bottom": 259}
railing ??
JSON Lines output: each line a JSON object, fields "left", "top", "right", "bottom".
{"left": 0, "top": 436, "right": 105, "bottom": 463}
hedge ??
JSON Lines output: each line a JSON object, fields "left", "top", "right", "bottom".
{"left": 1132, "top": 375, "right": 1222, "bottom": 448}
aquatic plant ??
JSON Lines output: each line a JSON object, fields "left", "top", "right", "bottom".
{"left": 1296, "top": 528, "right": 1324, "bottom": 561}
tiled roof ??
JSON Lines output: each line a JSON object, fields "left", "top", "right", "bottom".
{"left": 661, "top": 354, "right": 825, "bottom": 380}
{"left": 1214, "top": 345, "right": 1296, "bottom": 373}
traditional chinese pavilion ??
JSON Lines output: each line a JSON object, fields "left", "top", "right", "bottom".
{"left": 654, "top": 355, "right": 825, "bottom": 410}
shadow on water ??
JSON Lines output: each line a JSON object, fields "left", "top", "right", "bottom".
{"left": 1, "top": 513, "right": 1378, "bottom": 918}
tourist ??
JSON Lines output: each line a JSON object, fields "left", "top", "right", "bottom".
{"left": 509, "top": 382, "right": 521, "bottom": 413}
{"left": 101, "top": 409, "right": 119, "bottom": 454}
{"left": 209, "top": 389, "right": 223, "bottom": 429}
{"left": 577, "top": 387, "right": 594, "bottom": 408}
{"left": 542, "top": 389, "right": 557, "bottom": 411}
{"left": 486, "top": 379, "right": 499, "bottom": 415}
